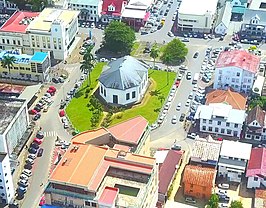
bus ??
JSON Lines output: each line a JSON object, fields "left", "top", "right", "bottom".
{"left": 192, "top": 73, "right": 199, "bottom": 84}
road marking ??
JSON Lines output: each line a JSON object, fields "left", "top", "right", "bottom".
{"left": 43, "top": 131, "right": 57, "bottom": 137}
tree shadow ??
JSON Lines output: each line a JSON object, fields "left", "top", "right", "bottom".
{"left": 74, "top": 91, "right": 84, "bottom": 98}
{"left": 150, "top": 89, "right": 161, "bottom": 96}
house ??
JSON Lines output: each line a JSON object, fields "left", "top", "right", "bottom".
{"left": 68, "top": 0, "right": 102, "bottom": 22}
{"left": 218, "top": 140, "right": 252, "bottom": 182}
{"left": 183, "top": 165, "right": 216, "bottom": 199}
{"left": 101, "top": 0, "right": 127, "bottom": 23}
{"left": 44, "top": 144, "right": 158, "bottom": 208}
{"left": 72, "top": 116, "right": 151, "bottom": 155}
{"left": 154, "top": 149, "right": 183, "bottom": 205}
{"left": 0, "top": 9, "right": 80, "bottom": 60}
{"left": 230, "top": 0, "right": 247, "bottom": 21}
{"left": 205, "top": 88, "right": 247, "bottom": 110}
{"left": 98, "top": 56, "right": 149, "bottom": 106}
{"left": 177, "top": 0, "right": 218, "bottom": 33}
{"left": 0, "top": 50, "right": 51, "bottom": 83}
{"left": 215, "top": 1, "right": 232, "bottom": 35}
{"left": 240, "top": 9, "right": 266, "bottom": 42}
{"left": 213, "top": 50, "right": 260, "bottom": 93}
{"left": 245, "top": 105, "right": 266, "bottom": 141}
{"left": 255, "top": 189, "right": 266, "bottom": 208}
{"left": 195, "top": 103, "right": 246, "bottom": 138}
{"left": 246, "top": 148, "right": 266, "bottom": 189}
{"left": 190, "top": 136, "right": 222, "bottom": 167}
{"left": 121, "top": 0, "right": 153, "bottom": 30}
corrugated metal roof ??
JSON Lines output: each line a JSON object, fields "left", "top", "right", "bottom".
{"left": 99, "top": 56, "right": 148, "bottom": 90}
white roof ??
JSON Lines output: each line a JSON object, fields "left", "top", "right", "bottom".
{"left": 154, "top": 150, "right": 169, "bottom": 164}
{"left": 220, "top": 140, "right": 252, "bottom": 160}
{"left": 227, "top": 109, "right": 246, "bottom": 124}
{"left": 195, "top": 105, "right": 213, "bottom": 120}
{"left": 179, "top": 0, "right": 218, "bottom": 15}
{"left": 210, "top": 103, "right": 232, "bottom": 118}
{"left": 249, "top": 0, "right": 266, "bottom": 10}
{"left": 122, "top": 8, "right": 146, "bottom": 18}
{"left": 252, "top": 75, "right": 265, "bottom": 95}
{"left": 216, "top": 1, "right": 232, "bottom": 27}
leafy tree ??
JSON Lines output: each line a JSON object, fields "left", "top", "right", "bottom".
{"left": 230, "top": 200, "right": 244, "bottom": 208}
{"left": 161, "top": 38, "right": 188, "bottom": 65}
{"left": 207, "top": 194, "right": 219, "bottom": 208}
{"left": 249, "top": 97, "right": 266, "bottom": 110}
{"left": 81, "top": 46, "right": 95, "bottom": 86}
{"left": 1, "top": 55, "right": 16, "bottom": 89}
{"left": 9, "top": 0, "right": 47, "bottom": 11}
{"left": 150, "top": 44, "right": 159, "bottom": 69}
{"left": 103, "top": 21, "right": 136, "bottom": 54}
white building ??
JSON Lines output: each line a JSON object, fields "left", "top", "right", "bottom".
{"left": 0, "top": 9, "right": 79, "bottom": 60}
{"left": 218, "top": 140, "right": 252, "bottom": 183}
{"left": 213, "top": 50, "right": 260, "bottom": 93}
{"left": 215, "top": 1, "right": 232, "bottom": 35}
{"left": 246, "top": 148, "right": 266, "bottom": 189}
{"left": 68, "top": 0, "right": 102, "bottom": 22}
{"left": 195, "top": 103, "right": 246, "bottom": 138}
{"left": 98, "top": 56, "right": 149, "bottom": 105}
{"left": 0, "top": 153, "right": 14, "bottom": 204}
{"left": 177, "top": 0, "right": 218, "bottom": 33}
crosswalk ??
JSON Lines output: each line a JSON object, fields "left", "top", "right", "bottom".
{"left": 43, "top": 131, "right": 57, "bottom": 137}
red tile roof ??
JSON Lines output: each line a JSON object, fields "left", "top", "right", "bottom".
{"left": 255, "top": 189, "right": 266, "bottom": 208}
{"left": 206, "top": 89, "right": 247, "bottom": 110}
{"left": 183, "top": 165, "right": 216, "bottom": 187}
{"left": 108, "top": 116, "right": 148, "bottom": 145}
{"left": 0, "top": 11, "right": 39, "bottom": 33}
{"left": 158, "top": 150, "right": 183, "bottom": 195}
{"left": 215, "top": 50, "right": 260, "bottom": 74}
{"left": 246, "top": 148, "right": 266, "bottom": 177}
{"left": 98, "top": 187, "right": 118, "bottom": 205}
{"left": 101, "top": 0, "right": 126, "bottom": 16}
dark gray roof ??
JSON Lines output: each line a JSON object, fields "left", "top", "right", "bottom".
{"left": 99, "top": 56, "right": 148, "bottom": 90}
{"left": 243, "top": 9, "right": 266, "bottom": 25}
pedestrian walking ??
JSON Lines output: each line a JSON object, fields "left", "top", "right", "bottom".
{"left": 40, "top": 183, "right": 43, "bottom": 186}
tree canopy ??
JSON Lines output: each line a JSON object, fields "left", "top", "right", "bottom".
{"left": 9, "top": 0, "right": 48, "bottom": 11}
{"left": 103, "top": 21, "right": 136, "bottom": 54}
{"left": 230, "top": 200, "right": 244, "bottom": 208}
{"left": 160, "top": 38, "right": 188, "bottom": 65}
{"left": 207, "top": 194, "right": 219, "bottom": 208}
{"left": 249, "top": 96, "right": 266, "bottom": 110}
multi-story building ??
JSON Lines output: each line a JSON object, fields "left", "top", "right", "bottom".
{"left": 68, "top": 0, "right": 102, "bottom": 22}
{"left": 215, "top": 1, "right": 232, "bottom": 35}
{"left": 240, "top": 9, "right": 266, "bottom": 42}
{"left": 72, "top": 116, "right": 151, "bottom": 156}
{"left": 245, "top": 105, "right": 266, "bottom": 141}
{"left": 177, "top": 0, "right": 218, "bottom": 33}
{"left": 0, "top": 8, "right": 79, "bottom": 60}
{"left": 195, "top": 103, "right": 246, "bottom": 138}
{"left": 230, "top": 0, "right": 247, "bottom": 21}
{"left": 101, "top": 0, "right": 127, "bottom": 23}
{"left": 0, "top": 50, "right": 51, "bottom": 82}
{"left": 0, "top": 153, "right": 14, "bottom": 204}
{"left": 246, "top": 148, "right": 266, "bottom": 189}
{"left": 183, "top": 165, "right": 216, "bottom": 199}
{"left": 0, "top": 0, "right": 17, "bottom": 13}
{"left": 218, "top": 140, "right": 252, "bottom": 183}
{"left": 213, "top": 50, "right": 260, "bottom": 93}
{"left": 45, "top": 144, "right": 158, "bottom": 208}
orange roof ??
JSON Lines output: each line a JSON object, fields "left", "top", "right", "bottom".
{"left": 108, "top": 116, "right": 148, "bottom": 145}
{"left": 72, "top": 128, "right": 109, "bottom": 144}
{"left": 98, "top": 187, "right": 118, "bottom": 205}
{"left": 113, "top": 144, "right": 131, "bottom": 152}
{"left": 50, "top": 144, "right": 155, "bottom": 191}
{"left": 183, "top": 165, "right": 216, "bottom": 187}
{"left": 206, "top": 89, "right": 247, "bottom": 110}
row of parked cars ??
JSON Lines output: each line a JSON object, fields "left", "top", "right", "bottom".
{"left": 16, "top": 131, "right": 44, "bottom": 199}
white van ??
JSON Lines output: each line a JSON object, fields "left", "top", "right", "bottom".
{"left": 192, "top": 73, "right": 199, "bottom": 84}
{"left": 22, "top": 169, "right": 32, "bottom": 177}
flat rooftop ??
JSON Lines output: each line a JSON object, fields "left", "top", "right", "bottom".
{"left": 27, "top": 8, "right": 79, "bottom": 32}
{"left": 49, "top": 144, "right": 155, "bottom": 191}
{"left": 0, "top": 11, "right": 39, "bottom": 33}
{"left": 220, "top": 140, "right": 252, "bottom": 160}
{"left": 249, "top": 0, "right": 266, "bottom": 10}
{"left": 0, "top": 98, "right": 25, "bottom": 134}
{"left": 179, "top": 0, "right": 218, "bottom": 15}
{"left": 0, "top": 50, "right": 48, "bottom": 65}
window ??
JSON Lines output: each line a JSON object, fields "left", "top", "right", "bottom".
{"left": 215, "top": 127, "right": 219, "bottom": 132}
{"left": 221, "top": 128, "right": 225, "bottom": 133}
{"left": 202, "top": 126, "right": 206, "bottom": 130}
{"left": 0, "top": 186, "right": 3, "bottom": 189}
{"left": 126, "top": 93, "right": 130, "bottom": 100}
{"left": 7, "top": 39, "right": 9, "bottom": 44}
{"left": 2, "top": 39, "right": 5, "bottom": 44}
{"left": 227, "top": 129, "right": 232, "bottom": 134}
{"left": 104, "top": 89, "right": 106, "bottom": 97}
{"left": 236, "top": 72, "right": 240, "bottom": 77}
{"left": 13, "top": 40, "right": 16, "bottom": 45}
{"left": 1, "top": 193, "right": 4, "bottom": 196}
{"left": 209, "top": 120, "right": 212, "bottom": 124}
{"left": 226, "top": 122, "right": 230, "bottom": 127}
{"left": 208, "top": 127, "right": 212, "bottom": 131}
{"left": 91, "top": 202, "right": 97, "bottom": 207}
{"left": 132, "top": 91, "right": 136, "bottom": 98}
{"left": 203, "top": 119, "right": 206, "bottom": 123}
{"left": 232, "top": 78, "right": 235, "bottom": 83}
{"left": 100, "top": 86, "right": 103, "bottom": 94}
{"left": 234, "top": 124, "right": 238, "bottom": 128}
{"left": 254, "top": 177, "right": 258, "bottom": 181}
{"left": 85, "top": 201, "right": 91, "bottom": 206}
{"left": 18, "top": 40, "right": 20, "bottom": 45}
{"left": 217, "top": 121, "right": 221, "bottom": 125}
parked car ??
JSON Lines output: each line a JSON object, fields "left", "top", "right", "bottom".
{"left": 187, "top": 133, "right": 197, "bottom": 139}
{"left": 193, "top": 52, "right": 199, "bottom": 58}
{"left": 18, "top": 179, "right": 28, "bottom": 188}
{"left": 175, "top": 80, "right": 180, "bottom": 87}
{"left": 177, "top": 74, "right": 183, "bottom": 81}
{"left": 17, "top": 186, "right": 27, "bottom": 195}
{"left": 20, "top": 174, "right": 29, "bottom": 181}
{"left": 30, "top": 142, "right": 39, "bottom": 150}
{"left": 171, "top": 144, "right": 181, "bottom": 151}
{"left": 64, "top": 122, "right": 69, "bottom": 129}
{"left": 185, "top": 197, "right": 196, "bottom": 204}
{"left": 39, "top": 195, "right": 45, "bottom": 206}
{"left": 219, "top": 195, "right": 230, "bottom": 203}
{"left": 26, "top": 158, "right": 34, "bottom": 165}
{"left": 218, "top": 183, "right": 229, "bottom": 189}
{"left": 219, "top": 203, "right": 228, "bottom": 208}
{"left": 37, "top": 148, "right": 44, "bottom": 157}
{"left": 34, "top": 138, "right": 43, "bottom": 145}
{"left": 176, "top": 103, "right": 181, "bottom": 111}
{"left": 185, "top": 99, "right": 191, "bottom": 107}
{"left": 52, "top": 77, "right": 59, "bottom": 83}
{"left": 61, "top": 117, "right": 68, "bottom": 123}
{"left": 36, "top": 131, "right": 44, "bottom": 139}
{"left": 186, "top": 72, "right": 192, "bottom": 80}
{"left": 171, "top": 115, "right": 177, "bottom": 124}
{"left": 28, "top": 154, "right": 36, "bottom": 160}
{"left": 179, "top": 113, "right": 185, "bottom": 122}
{"left": 28, "top": 147, "right": 37, "bottom": 154}
{"left": 168, "top": 31, "right": 174, "bottom": 37}
{"left": 22, "top": 169, "right": 32, "bottom": 177}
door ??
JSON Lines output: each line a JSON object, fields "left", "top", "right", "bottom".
{"left": 113, "top": 95, "right": 118, "bottom": 104}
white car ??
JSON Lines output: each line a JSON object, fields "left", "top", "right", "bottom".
{"left": 193, "top": 85, "right": 198, "bottom": 91}
{"left": 28, "top": 154, "right": 36, "bottom": 160}
{"left": 185, "top": 99, "right": 191, "bottom": 107}
{"left": 158, "top": 116, "right": 164, "bottom": 124}
{"left": 188, "top": 92, "right": 193, "bottom": 99}
{"left": 168, "top": 31, "right": 174, "bottom": 37}
{"left": 80, "top": 75, "right": 86, "bottom": 80}
{"left": 171, "top": 115, "right": 177, "bottom": 124}
{"left": 64, "top": 122, "right": 69, "bottom": 129}
{"left": 20, "top": 174, "right": 29, "bottom": 181}
{"left": 218, "top": 183, "right": 229, "bottom": 189}
{"left": 18, "top": 179, "right": 28, "bottom": 187}
{"left": 22, "top": 169, "right": 32, "bottom": 177}
{"left": 26, "top": 158, "right": 34, "bottom": 165}
{"left": 164, "top": 102, "right": 171, "bottom": 110}
{"left": 44, "top": 93, "right": 52, "bottom": 98}
{"left": 61, "top": 117, "right": 68, "bottom": 123}
{"left": 176, "top": 103, "right": 181, "bottom": 111}
{"left": 187, "top": 133, "right": 197, "bottom": 139}
{"left": 100, "top": 58, "right": 108, "bottom": 62}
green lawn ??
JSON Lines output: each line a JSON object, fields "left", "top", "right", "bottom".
{"left": 130, "top": 42, "right": 141, "bottom": 56}
{"left": 111, "top": 69, "right": 176, "bottom": 125}
{"left": 66, "top": 62, "right": 106, "bottom": 131}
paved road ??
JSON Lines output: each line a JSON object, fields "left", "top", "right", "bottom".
{"left": 21, "top": 64, "right": 82, "bottom": 208}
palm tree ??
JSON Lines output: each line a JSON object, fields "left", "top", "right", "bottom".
{"left": 81, "top": 45, "right": 95, "bottom": 86}
{"left": 150, "top": 44, "right": 159, "bottom": 69}
{"left": 1, "top": 55, "right": 16, "bottom": 89}
{"left": 161, "top": 54, "right": 171, "bottom": 85}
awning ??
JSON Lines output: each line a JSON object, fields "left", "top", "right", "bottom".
{"left": 226, "top": 167, "right": 245, "bottom": 173}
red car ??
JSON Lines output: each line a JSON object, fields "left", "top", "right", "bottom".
{"left": 29, "top": 109, "right": 38, "bottom": 115}
{"left": 39, "top": 195, "right": 45, "bottom": 206}
{"left": 34, "top": 138, "right": 43, "bottom": 145}
{"left": 175, "top": 80, "right": 180, "bottom": 87}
